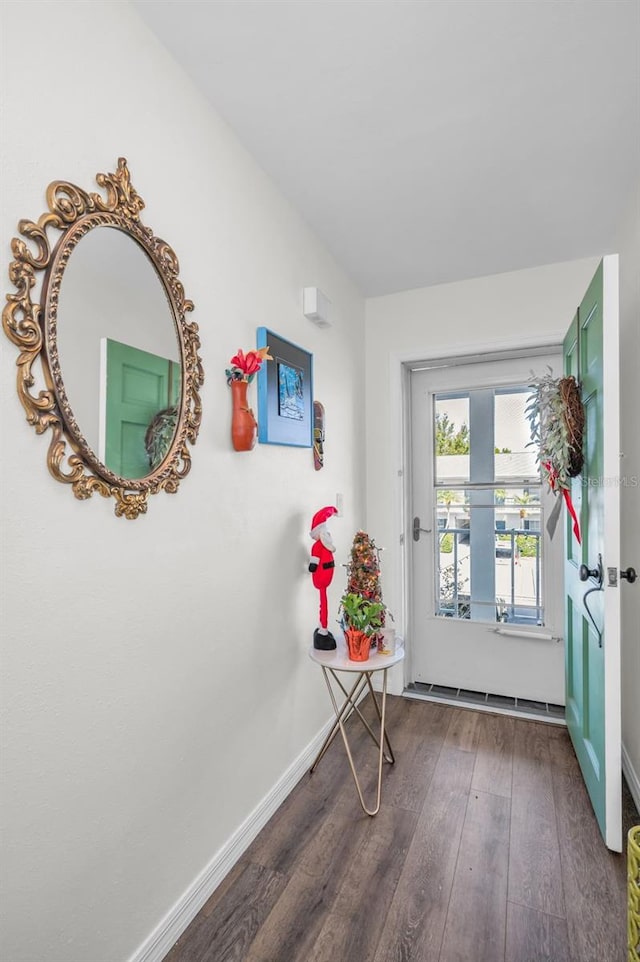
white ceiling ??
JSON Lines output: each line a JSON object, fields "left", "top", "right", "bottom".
{"left": 133, "top": 0, "right": 640, "bottom": 297}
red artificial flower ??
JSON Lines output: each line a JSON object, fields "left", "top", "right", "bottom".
{"left": 242, "top": 351, "right": 262, "bottom": 376}
{"left": 226, "top": 346, "right": 273, "bottom": 383}
{"left": 230, "top": 349, "right": 249, "bottom": 373}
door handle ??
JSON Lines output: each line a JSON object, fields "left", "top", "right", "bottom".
{"left": 621, "top": 566, "right": 637, "bottom": 584}
{"left": 579, "top": 564, "right": 599, "bottom": 582}
{"left": 579, "top": 556, "right": 603, "bottom": 587}
{"left": 579, "top": 554, "right": 604, "bottom": 647}
{"left": 413, "top": 516, "right": 432, "bottom": 542}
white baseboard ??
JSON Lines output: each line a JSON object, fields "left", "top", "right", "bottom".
{"left": 127, "top": 715, "right": 335, "bottom": 962}
{"left": 622, "top": 741, "right": 640, "bottom": 815}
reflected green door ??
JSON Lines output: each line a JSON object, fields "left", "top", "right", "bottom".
{"left": 104, "top": 339, "right": 180, "bottom": 478}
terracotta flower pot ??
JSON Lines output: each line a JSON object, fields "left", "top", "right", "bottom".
{"left": 344, "top": 628, "right": 370, "bottom": 662}
{"left": 230, "top": 379, "right": 257, "bottom": 451}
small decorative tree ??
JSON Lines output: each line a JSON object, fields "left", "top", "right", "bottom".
{"left": 346, "top": 532, "right": 383, "bottom": 606}
{"left": 344, "top": 531, "right": 389, "bottom": 646}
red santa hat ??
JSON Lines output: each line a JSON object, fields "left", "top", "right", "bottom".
{"left": 310, "top": 505, "right": 337, "bottom": 533}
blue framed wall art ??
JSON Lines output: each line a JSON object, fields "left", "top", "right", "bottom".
{"left": 256, "top": 328, "right": 313, "bottom": 447}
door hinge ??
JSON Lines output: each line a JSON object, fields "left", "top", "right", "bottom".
{"left": 607, "top": 567, "right": 618, "bottom": 587}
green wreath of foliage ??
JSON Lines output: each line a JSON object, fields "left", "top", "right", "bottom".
{"left": 526, "top": 370, "right": 584, "bottom": 490}
{"left": 144, "top": 406, "right": 178, "bottom": 470}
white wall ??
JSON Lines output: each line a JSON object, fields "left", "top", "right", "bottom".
{"left": 617, "top": 178, "right": 640, "bottom": 805}
{"left": 0, "top": 3, "right": 365, "bottom": 961}
{"left": 364, "top": 257, "right": 600, "bottom": 697}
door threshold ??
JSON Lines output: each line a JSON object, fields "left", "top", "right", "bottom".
{"left": 404, "top": 682, "right": 566, "bottom": 726}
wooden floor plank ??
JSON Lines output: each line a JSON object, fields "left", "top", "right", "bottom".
{"left": 240, "top": 810, "right": 370, "bottom": 962}
{"left": 197, "top": 860, "right": 246, "bottom": 920}
{"left": 439, "top": 789, "right": 511, "bottom": 962}
{"left": 508, "top": 721, "right": 565, "bottom": 918}
{"left": 371, "top": 746, "right": 475, "bottom": 962}
{"left": 387, "top": 696, "right": 454, "bottom": 741}
{"left": 505, "top": 901, "right": 570, "bottom": 962}
{"left": 547, "top": 728, "right": 627, "bottom": 962}
{"left": 383, "top": 734, "right": 441, "bottom": 813}
{"left": 163, "top": 862, "right": 287, "bottom": 962}
{"left": 443, "top": 707, "right": 479, "bottom": 753}
{"left": 305, "top": 805, "right": 418, "bottom": 962}
{"left": 244, "top": 779, "right": 334, "bottom": 876}
{"left": 471, "top": 711, "right": 514, "bottom": 799}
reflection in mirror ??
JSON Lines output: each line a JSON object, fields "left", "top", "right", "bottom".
{"left": 3, "top": 158, "right": 204, "bottom": 518}
{"left": 56, "top": 226, "right": 181, "bottom": 479}
{"left": 101, "top": 339, "right": 181, "bottom": 478}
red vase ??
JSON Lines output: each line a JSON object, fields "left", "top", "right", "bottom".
{"left": 344, "top": 628, "right": 370, "bottom": 662}
{"left": 230, "top": 380, "right": 257, "bottom": 451}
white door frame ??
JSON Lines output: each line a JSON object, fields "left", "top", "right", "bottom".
{"left": 601, "top": 255, "right": 622, "bottom": 848}
{"left": 408, "top": 354, "right": 564, "bottom": 701}
{"left": 391, "top": 334, "right": 567, "bottom": 694}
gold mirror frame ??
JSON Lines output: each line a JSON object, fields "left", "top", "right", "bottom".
{"left": 3, "top": 158, "right": 204, "bottom": 519}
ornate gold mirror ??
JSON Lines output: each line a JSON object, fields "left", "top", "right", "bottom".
{"left": 3, "top": 158, "right": 204, "bottom": 518}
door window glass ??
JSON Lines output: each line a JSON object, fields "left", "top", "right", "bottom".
{"left": 434, "top": 388, "right": 544, "bottom": 624}
{"left": 435, "top": 396, "right": 470, "bottom": 484}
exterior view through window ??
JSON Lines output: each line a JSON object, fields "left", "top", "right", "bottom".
{"left": 434, "top": 387, "right": 543, "bottom": 625}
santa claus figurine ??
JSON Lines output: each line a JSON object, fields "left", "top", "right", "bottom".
{"left": 309, "top": 505, "right": 338, "bottom": 649}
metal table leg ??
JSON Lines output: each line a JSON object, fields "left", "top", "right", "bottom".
{"left": 311, "top": 665, "right": 395, "bottom": 816}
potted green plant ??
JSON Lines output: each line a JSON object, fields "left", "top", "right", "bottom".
{"left": 339, "top": 592, "right": 386, "bottom": 662}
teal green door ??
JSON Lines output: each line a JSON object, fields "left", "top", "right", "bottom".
{"left": 563, "top": 258, "right": 622, "bottom": 852}
{"left": 102, "top": 339, "right": 180, "bottom": 479}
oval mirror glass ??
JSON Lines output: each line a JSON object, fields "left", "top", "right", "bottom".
{"left": 56, "top": 226, "right": 181, "bottom": 480}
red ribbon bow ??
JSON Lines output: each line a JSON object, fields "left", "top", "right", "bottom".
{"left": 543, "top": 461, "right": 581, "bottom": 544}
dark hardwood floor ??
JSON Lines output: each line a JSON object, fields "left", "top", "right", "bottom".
{"left": 164, "top": 696, "right": 638, "bottom": 962}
